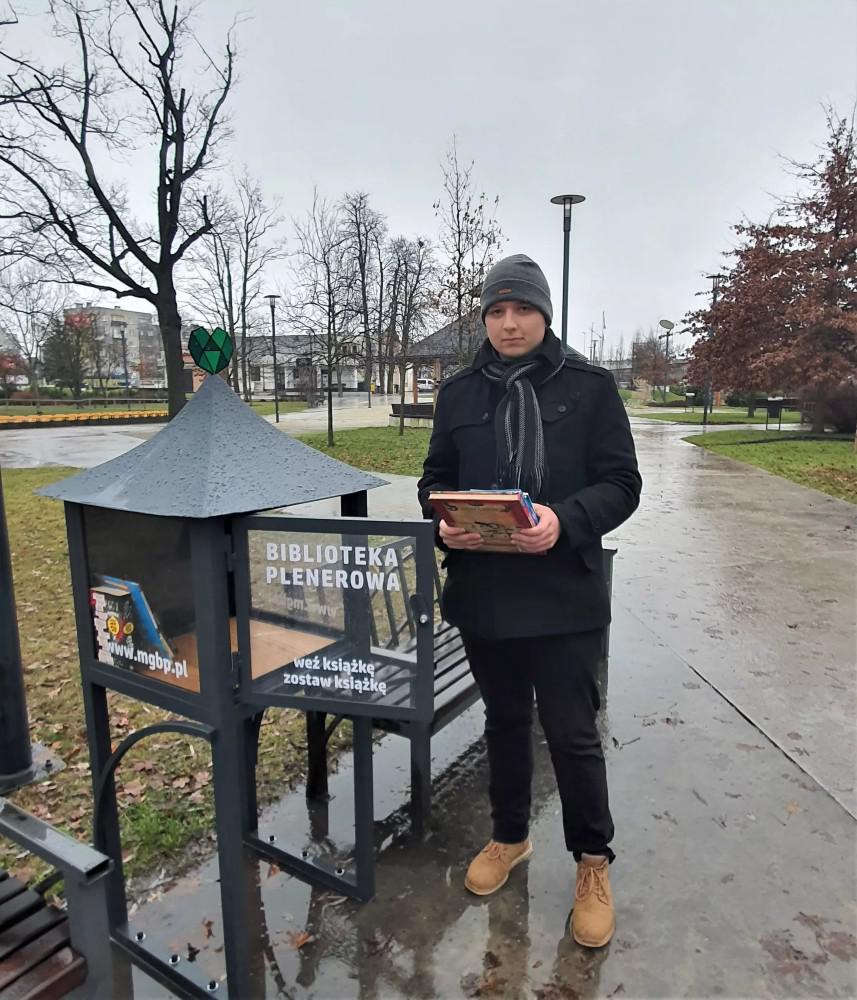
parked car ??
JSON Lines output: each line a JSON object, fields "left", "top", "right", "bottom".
{"left": 416, "top": 377, "right": 436, "bottom": 393}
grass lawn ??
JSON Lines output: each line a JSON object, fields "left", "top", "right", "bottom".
{"left": 640, "top": 408, "right": 802, "bottom": 425}
{"left": 298, "top": 426, "right": 431, "bottom": 477}
{"left": 2, "top": 467, "right": 353, "bottom": 889}
{"left": 246, "top": 400, "right": 306, "bottom": 418}
{"left": 684, "top": 429, "right": 857, "bottom": 503}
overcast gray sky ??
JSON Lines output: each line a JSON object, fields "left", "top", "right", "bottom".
{"left": 9, "top": 0, "right": 857, "bottom": 356}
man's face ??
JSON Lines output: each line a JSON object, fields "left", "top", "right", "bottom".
{"left": 484, "top": 300, "right": 547, "bottom": 359}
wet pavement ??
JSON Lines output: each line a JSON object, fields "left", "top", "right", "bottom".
{"left": 117, "top": 599, "right": 856, "bottom": 999}
{"left": 10, "top": 410, "right": 856, "bottom": 996}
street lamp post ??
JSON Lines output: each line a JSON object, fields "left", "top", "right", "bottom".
{"left": 702, "top": 275, "right": 724, "bottom": 430}
{"left": 550, "top": 193, "right": 585, "bottom": 351}
{"left": 265, "top": 294, "right": 281, "bottom": 424}
{"left": 112, "top": 320, "right": 129, "bottom": 394}
{"left": 658, "top": 319, "right": 675, "bottom": 403}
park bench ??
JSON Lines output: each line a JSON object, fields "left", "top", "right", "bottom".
{"left": 0, "top": 869, "right": 86, "bottom": 999}
{"left": 0, "top": 802, "right": 113, "bottom": 1000}
{"left": 304, "top": 542, "right": 616, "bottom": 835}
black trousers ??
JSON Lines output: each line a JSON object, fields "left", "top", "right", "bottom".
{"left": 462, "top": 628, "right": 615, "bottom": 861}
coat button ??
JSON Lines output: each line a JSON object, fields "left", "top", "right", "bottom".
{"left": 558, "top": 403, "right": 568, "bottom": 414}
{"left": 481, "top": 412, "right": 489, "bottom": 421}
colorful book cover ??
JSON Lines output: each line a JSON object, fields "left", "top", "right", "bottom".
{"left": 428, "top": 489, "right": 539, "bottom": 553}
{"left": 89, "top": 575, "right": 193, "bottom": 688}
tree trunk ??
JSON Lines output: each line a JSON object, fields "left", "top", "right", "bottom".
{"left": 327, "top": 378, "right": 334, "bottom": 447}
{"left": 811, "top": 390, "right": 826, "bottom": 434}
{"left": 747, "top": 400, "right": 756, "bottom": 417}
{"left": 157, "top": 289, "right": 187, "bottom": 419}
{"left": 398, "top": 363, "right": 406, "bottom": 437}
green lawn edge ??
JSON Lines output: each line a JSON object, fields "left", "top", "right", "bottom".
{"left": 684, "top": 429, "right": 857, "bottom": 504}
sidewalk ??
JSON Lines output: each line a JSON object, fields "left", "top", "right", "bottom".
{"left": 123, "top": 601, "right": 856, "bottom": 999}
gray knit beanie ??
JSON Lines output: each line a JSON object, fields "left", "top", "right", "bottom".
{"left": 480, "top": 254, "right": 553, "bottom": 325}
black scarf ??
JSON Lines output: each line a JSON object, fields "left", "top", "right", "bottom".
{"left": 479, "top": 332, "right": 564, "bottom": 501}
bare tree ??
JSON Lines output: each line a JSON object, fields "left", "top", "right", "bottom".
{"left": 389, "top": 237, "right": 433, "bottom": 436}
{"left": 185, "top": 173, "right": 282, "bottom": 398}
{"left": 0, "top": 0, "right": 236, "bottom": 418}
{"left": 0, "top": 262, "right": 66, "bottom": 401}
{"left": 434, "top": 137, "right": 504, "bottom": 365}
{"left": 632, "top": 328, "right": 670, "bottom": 401}
{"left": 289, "top": 191, "right": 359, "bottom": 446}
{"left": 341, "top": 191, "right": 385, "bottom": 406}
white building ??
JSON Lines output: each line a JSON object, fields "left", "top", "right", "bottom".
{"left": 242, "top": 335, "right": 365, "bottom": 397}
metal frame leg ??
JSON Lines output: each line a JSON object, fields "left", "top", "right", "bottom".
{"left": 306, "top": 711, "right": 329, "bottom": 801}
{"left": 210, "top": 720, "right": 257, "bottom": 996}
{"left": 352, "top": 716, "right": 375, "bottom": 900}
{"left": 409, "top": 724, "right": 432, "bottom": 838}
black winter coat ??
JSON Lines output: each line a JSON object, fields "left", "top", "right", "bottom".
{"left": 417, "top": 330, "right": 642, "bottom": 639}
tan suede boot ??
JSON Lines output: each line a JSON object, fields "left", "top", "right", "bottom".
{"left": 464, "top": 838, "right": 533, "bottom": 895}
{"left": 571, "top": 854, "right": 615, "bottom": 947}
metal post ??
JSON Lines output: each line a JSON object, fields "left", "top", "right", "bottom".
{"left": 120, "top": 325, "right": 129, "bottom": 393}
{"left": 0, "top": 464, "right": 33, "bottom": 788}
{"left": 550, "top": 194, "right": 585, "bottom": 351}
{"left": 265, "top": 294, "right": 281, "bottom": 423}
{"left": 560, "top": 212, "right": 570, "bottom": 349}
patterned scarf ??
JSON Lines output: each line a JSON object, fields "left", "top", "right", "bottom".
{"left": 481, "top": 346, "right": 564, "bottom": 501}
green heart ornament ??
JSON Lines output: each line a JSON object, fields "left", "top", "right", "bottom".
{"left": 188, "top": 326, "right": 234, "bottom": 374}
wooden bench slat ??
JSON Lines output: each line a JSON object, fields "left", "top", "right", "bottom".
{"left": 0, "top": 893, "right": 43, "bottom": 937}
{"left": 0, "top": 909, "right": 65, "bottom": 963}
{"left": 0, "top": 883, "right": 24, "bottom": 908}
{"left": 0, "top": 944, "right": 86, "bottom": 1000}
{"left": 0, "top": 921, "right": 71, "bottom": 992}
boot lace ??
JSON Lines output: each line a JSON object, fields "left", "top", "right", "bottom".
{"left": 483, "top": 841, "right": 506, "bottom": 860}
{"left": 575, "top": 863, "right": 609, "bottom": 905}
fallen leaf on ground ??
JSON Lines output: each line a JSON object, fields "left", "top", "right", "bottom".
{"left": 785, "top": 801, "right": 802, "bottom": 816}
{"left": 287, "top": 930, "right": 315, "bottom": 950}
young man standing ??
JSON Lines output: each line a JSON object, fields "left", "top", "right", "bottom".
{"left": 417, "top": 254, "right": 641, "bottom": 948}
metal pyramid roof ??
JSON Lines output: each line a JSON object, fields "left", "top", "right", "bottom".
{"left": 39, "top": 375, "right": 386, "bottom": 518}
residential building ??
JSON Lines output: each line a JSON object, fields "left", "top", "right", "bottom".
{"left": 64, "top": 303, "right": 165, "bottom": 388}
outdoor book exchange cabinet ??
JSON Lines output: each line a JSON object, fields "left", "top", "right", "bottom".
{"left": 22, "top": 373, "right": 617, "bottom": 999}
{"left": 39, "top": 375, "right": 441, "bottom": 999}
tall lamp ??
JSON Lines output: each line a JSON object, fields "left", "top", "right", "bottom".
{"left": 550, "top": 193, "right": 586, "bottom": 351}
{"left": 264, "top": 294, "right": 281, "bottom": 423}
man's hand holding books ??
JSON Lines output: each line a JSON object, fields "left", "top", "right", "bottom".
{"left": 438, "top": 502, "right": 560, "bottom": 555}
{"left": 509, "top": 503, "right": 561, "bottom": 554}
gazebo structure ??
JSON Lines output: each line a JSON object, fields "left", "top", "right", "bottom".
{"left": 404, "top": 308, "right": 591, "bottom": 404}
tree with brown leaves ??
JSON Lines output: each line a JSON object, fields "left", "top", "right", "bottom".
{"left": 688, "top": 110, "right": 857, "bottom": 434}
